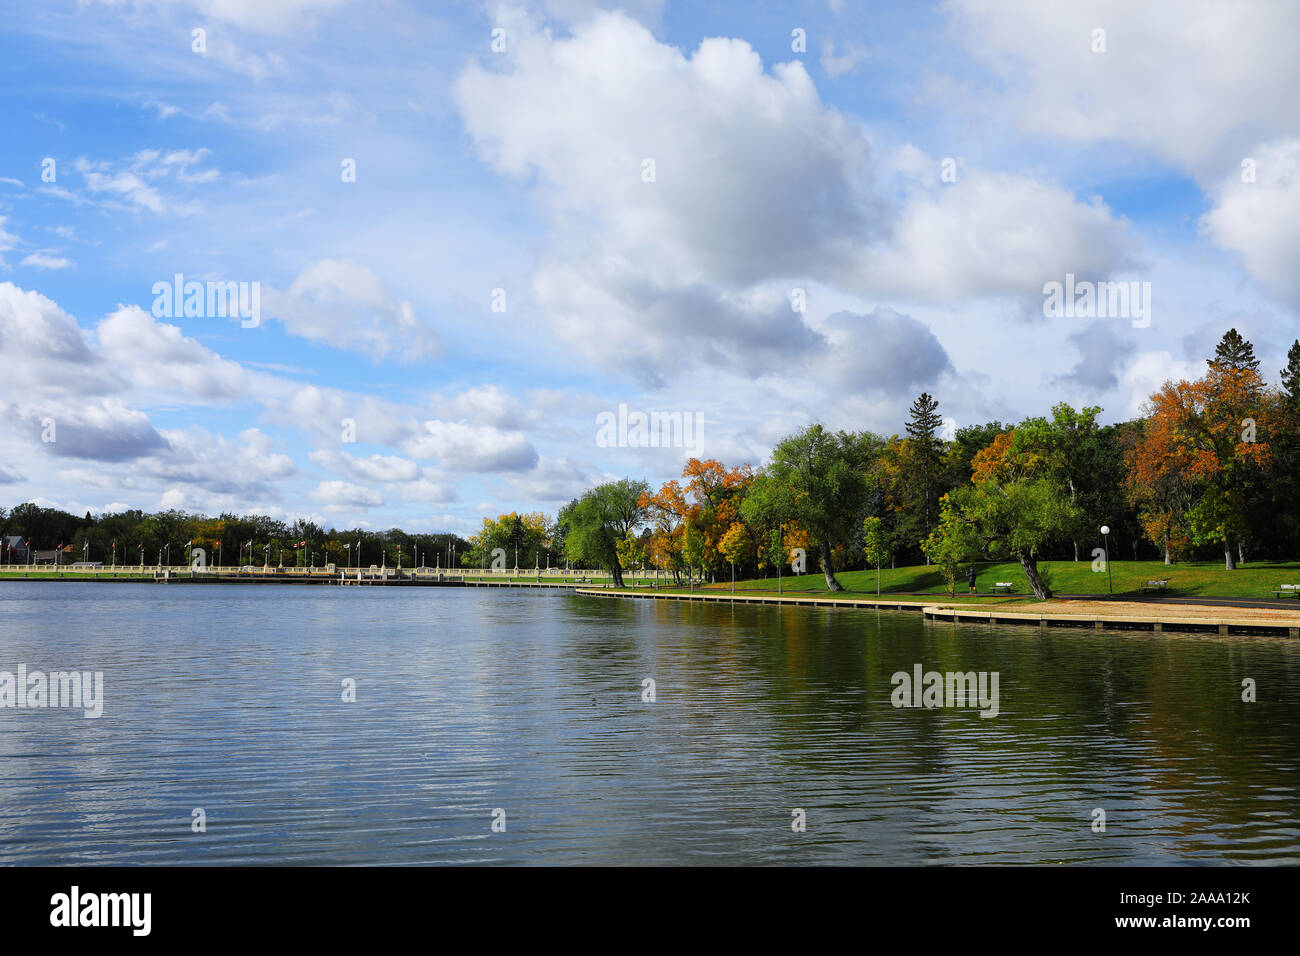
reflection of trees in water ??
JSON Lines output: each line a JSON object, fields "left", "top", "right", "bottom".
{"left": 555, "top": 597, "right": 1300, "bottom": 858}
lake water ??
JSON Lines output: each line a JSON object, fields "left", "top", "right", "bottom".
{"left": 1, "top": 582, "right": 1297, "bottom": 865}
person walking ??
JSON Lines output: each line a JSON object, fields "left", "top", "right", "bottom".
{"left": 967, "top": 564, "right": 978, "bottom": 595}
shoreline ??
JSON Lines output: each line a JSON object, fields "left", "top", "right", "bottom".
{"left": 6, "top": 570, "right": 1300, "bottom": 635}
{"left": 0, "top": 570, "right": 591, "bottom": 588}
{"left": 577, "top": 587, "right": 1300, "bottom": 637}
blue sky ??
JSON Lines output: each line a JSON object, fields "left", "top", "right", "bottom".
{"left": 1, "top": 0, "right": 1297, "bottom": 533}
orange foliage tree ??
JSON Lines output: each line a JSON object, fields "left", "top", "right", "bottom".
{"left": 1128, "top": 364, "right": 1271, "bottom": 569}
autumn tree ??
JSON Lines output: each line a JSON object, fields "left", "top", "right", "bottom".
{"left": 1137, "top": 361, "right": 1271, "bottom": 569}
{"left": 1123, "top": 396, "right": 1196, "bottom": 564}
{"left": 718, "top": 521, "right": 753, "bottom": 591}
{"left": 680, "top": 458, "right": 754, "bottom": 583}
{"left": 639, "top": 480, "right": 690, "bottom": 582}
{"left": 944, "top": 421, "right": 1007, "bottom": 487}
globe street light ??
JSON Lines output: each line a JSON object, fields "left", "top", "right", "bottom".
{"left": 1100, "top": 524, "right": 1113, "bottom": 595}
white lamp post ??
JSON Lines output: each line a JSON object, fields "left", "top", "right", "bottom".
{"left": 1100, "top": 525, "right": 1112, "bottom": 595}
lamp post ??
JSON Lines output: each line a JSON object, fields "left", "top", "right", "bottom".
{"left": 777, "top": 528, "right": 783, "bottom": 596}
{"left": 1100, "top": 524, "right": 1113, "bottom": 595}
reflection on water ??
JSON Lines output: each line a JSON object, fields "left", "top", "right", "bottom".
{"left": 0, "top": 583, "right": 1296, "bottom": 864}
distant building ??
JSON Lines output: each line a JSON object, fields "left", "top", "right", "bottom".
{"left": 33, "top": 545, "right": 73, "bottom": 565}
{"left": 2, "top": 536, "right": 30, "bottom": 563}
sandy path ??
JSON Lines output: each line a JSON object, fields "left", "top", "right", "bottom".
{"left": 997, "top": 599, "right": 1300, "bottom": 622}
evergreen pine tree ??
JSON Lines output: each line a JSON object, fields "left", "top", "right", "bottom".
{"left": 1209, "top": 328, "right": 1260, "bottom": 372}
{"left": 904, "top": 393, "right": 945, "bottom": 548}
{"left": 1281, "top": 339, "right": 1300, "bottom": 406}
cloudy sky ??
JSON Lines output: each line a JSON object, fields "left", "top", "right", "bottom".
{"left": 0, "top": 0, "right": 1297, "bottom": 533}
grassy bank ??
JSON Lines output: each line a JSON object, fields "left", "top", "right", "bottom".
{"left": 7, "top": 560, "right": 1300, "bottom": 603}
{"left": 694, "top": 560, "right": 1300, "bottom": 602}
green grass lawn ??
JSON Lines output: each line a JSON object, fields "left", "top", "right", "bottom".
{"left": 678, "top": 560, "right": 1300, "bottom": 602}
{"left": 7, "top": 561, "right": 1300, "bottom": 603}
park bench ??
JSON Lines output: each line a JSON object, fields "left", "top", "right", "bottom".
{"left": 1272, "top": 584, "right": 1300, "bottom": 598}
{"left": 1140, "top": 579, "right": 1170, "bottom": 592}
{"left": 991, "top": 582, "right": 1015, "bottom": 594}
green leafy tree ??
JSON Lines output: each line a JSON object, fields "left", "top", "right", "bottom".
{"left": 920, "top": 494, "right": 976, "bottom": 597}
{"left": 1010, "top": 403, "right": 1102, "bottom": 560}
{"left": 861, "top": 515, "right": 892, "bottom": 595}
{"left": 682, "top": 524, "right": 705, "bottom": 584}
{"left": 742, "top": 425, "right": 883, "bottom": 591}
{"left": 946, "top": 477, "right": 1082, "bottom": 599}
{"left": 615, "top": 530, "right": 647, "bottom": 574}
{"left": 558, "top": 479, "right": 649, "bottom": 587}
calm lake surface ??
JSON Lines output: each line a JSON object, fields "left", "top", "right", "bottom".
{"left": 1, "top": 582, "right": 1297, "bottom": 865}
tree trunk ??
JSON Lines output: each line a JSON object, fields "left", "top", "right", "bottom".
{"left": 820, "top": 542, "right": 843, "bottom": 592}
{"left": 1073, "top": 539, "right": 1079, "bottom": 562}
{"left": 1017, "top": 550, "right": 1052, "bottom": 599}
{"left": 1163, "top": 526, "right": 1171, "bottom": 566}
{"left": 1224, "top": 535, "right": 1236, "bottom": 571}
{"left": 611, "top": 563, "right": 625, "bottom": 587}
{"left": 1238, "top": 541, "right": 1246, "bottom": 566}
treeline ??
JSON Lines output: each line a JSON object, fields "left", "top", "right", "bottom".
{"left": 0, "top": 505, "right": 471, "bottom": 570}
{"left": 8, "top": 329, "right": 1294, "bottom": 597}
{"left": 554, "top": 329, "right": 1300, "bottom": 598}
